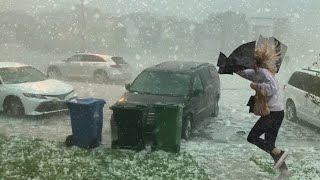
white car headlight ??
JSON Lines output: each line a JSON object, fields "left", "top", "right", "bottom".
{"left": 23, "top": 93, "right": 47, "bottom": 99}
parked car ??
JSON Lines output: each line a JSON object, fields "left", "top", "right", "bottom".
{"left": 110, "top": 61, "right": 221, "bottom": 141}
{"left": 47, "top": 53, "right": 132, "bottom": 84}
{"left": 283, "top": 67, "right": 320, "bottom": 127}
{"left": 0, "top": 62, "right": 77, "bottom": 116}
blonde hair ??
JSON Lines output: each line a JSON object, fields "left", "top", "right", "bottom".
{"left": 254, "top": 40, "right": 281, "bottom": 75}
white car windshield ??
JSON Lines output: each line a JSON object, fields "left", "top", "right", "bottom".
{"left": 130, "top": 71, "right": 191, "bottom": 96}
{"left": 0, "top": 66, "right": 47, "bottom": 84}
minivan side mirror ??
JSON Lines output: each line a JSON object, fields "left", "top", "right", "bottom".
{"left": 125, "top": 83, "right": 131, "bottom": 91}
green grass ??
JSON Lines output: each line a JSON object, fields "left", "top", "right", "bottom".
{"left": 249, "top": 155, "right": 276, "bottom": 175}
{"left": 0, "top": 135, "right": 209, "bottom": 180}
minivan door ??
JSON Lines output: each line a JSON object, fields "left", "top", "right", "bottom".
{"left": 305, "top": 74, "right": 320, "bottom": 127}
{"left": 288, "top": 72, "right": 314, "bottom": 121}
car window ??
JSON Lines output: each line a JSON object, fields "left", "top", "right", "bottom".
{"left": 82, "top": 55, "right": 106, "bottom": 62}
{"left": 288, "top": 72, "right": 305, "bottom": 90}
{"left": 66, "top": 55, "right": 82, "bottom": 62}
{"left": 193, "top": 74, "right": 204, "bottom": 91}
{"left": 289, "top": 71, "right": 320, "bottom": 96}
{"left": 0, "top": 66, "right": 47, "bottom": 84}
{"left": 307, "top": 75, "right": 320, "bottom": 97}
{"left": 130, "top": 71, "right": 191, "bottom": 96}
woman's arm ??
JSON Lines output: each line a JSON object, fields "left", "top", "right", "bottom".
{"left": 256, "top": 69, "right": 279, "bottom": 96}
{"left": 257, "top": 77, "right": 278, "bottom": 96}
{"left": 236, "top": 69, "right": 255, "bottom": 82}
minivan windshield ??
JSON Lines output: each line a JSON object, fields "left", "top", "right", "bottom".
{"left": 0, "top": 66, "right": 47, "bottom": 84}
{"left": 130, "top": 71, "right": 191, "bottom": 96}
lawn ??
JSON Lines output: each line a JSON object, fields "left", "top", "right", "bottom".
{"left": 0, "top": 135, "right": 209, "bottom": 180}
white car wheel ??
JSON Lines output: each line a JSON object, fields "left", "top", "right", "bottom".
{"left": 94, "top": 71, "right": 108, "bottom": 84}
{"left": 4, "top": 98, "right": 25, "bottom": 117}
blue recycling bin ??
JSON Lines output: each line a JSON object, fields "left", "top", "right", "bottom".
{"left": 65, "top": 98, "right": 106, "bottom": 149}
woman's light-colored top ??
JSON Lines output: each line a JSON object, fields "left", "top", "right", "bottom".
{"left": 237, "top": 68, "right": 284, "bottom": 111}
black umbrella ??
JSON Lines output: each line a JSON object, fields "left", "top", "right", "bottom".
{"left": 217, "top": 52, "right": 233, "bottom": 74}
{"left": 217, "top": 35, "right": 287, "bottom": 74}
{"left": 217, "top": 41, "right": 255, "bottom": 74}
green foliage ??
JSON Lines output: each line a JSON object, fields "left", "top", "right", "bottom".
{"left": 249, "top": 155, "right": 276, "bottom": 175}
{"left": 0, "top": 135, "right": 208, "bottom": 180}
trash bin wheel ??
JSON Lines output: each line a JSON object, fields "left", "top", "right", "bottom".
{"left": 65, "top": 135, "right": 73, "bottom": 147}
{"left": 151, "top": 141, "right": 157, "bottom": 152}
{"left": 174, "top": 144, "right": 180, "bottom": 153}
{"left": 87, "top": 138, "right": 99, "bottom": 149}
{"left": 151, "top": 145, "right": 156, "bottom": 152}
{"left": 111, "top": 140, "right": 118, "bottom": 149}
{"left": 136, "top": 140, "right": 145, "bottom": 152}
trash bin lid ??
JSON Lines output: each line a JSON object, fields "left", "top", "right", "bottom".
{"left": 110, "top": 103, "right": 147, "bottom": 110}
{"left": 67, "top": 98, "right": 106, "bottom": 105}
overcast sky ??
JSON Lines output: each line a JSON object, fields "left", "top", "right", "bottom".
{"left": 1, "top": 0, "right": 320, "bottom": 60}
{"left": 1, "top": 0, "right": 318, "bottom": 20}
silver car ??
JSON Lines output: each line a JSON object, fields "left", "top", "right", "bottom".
{"left": 47, "top": 53, "right": 132, "bottom": 83}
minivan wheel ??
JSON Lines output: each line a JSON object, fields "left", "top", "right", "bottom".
{"left": 4, "top": 97, "right": 25, "bottom": 117}
{"left": 182, "top": 115, "right": 192, "bottom": 140}
{"left": 286, "top": 100, "right": 297, "bottom": 122}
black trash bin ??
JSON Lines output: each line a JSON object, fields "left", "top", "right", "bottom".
{"left": 65, "top": 98, "right": 105, "bottom": 149}
{"left": 110, "top": 104, "right": 149, "bottom": 151}
{"left": 151, "top": 103, "right": 183, "bottom": 153}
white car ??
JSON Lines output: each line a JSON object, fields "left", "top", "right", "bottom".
{"left": 283, "top": 67, "right": 320, "bottom": 127}
{"left": 47, "top": 53, "right": 132, "bottom": 83}
{"left": 0, "top": 62, "right": 77, "bottom": 116}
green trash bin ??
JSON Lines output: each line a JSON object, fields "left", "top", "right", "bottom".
{"left": 110, "top": 104, "right": 149, "bottom": 151}
{"left": 152, "top": 103, "right": 183, "bottom": 153}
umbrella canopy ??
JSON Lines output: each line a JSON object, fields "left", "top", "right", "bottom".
{"left": 217, "top": 52, "right": 232, "bottom": 74}
{"left": 217, "top": 35, "right": 287, "bottom": 74}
